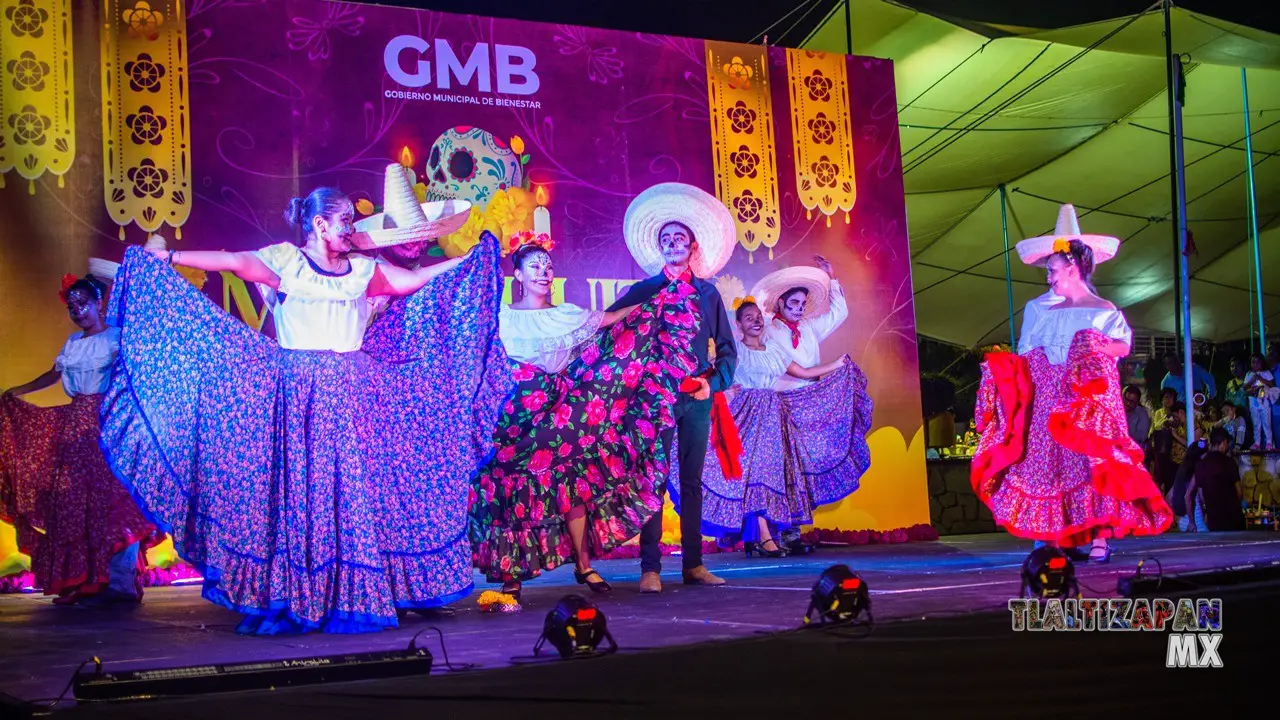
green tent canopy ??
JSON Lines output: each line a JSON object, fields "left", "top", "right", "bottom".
{"left": 804, "top": 1, "right": 1280, "bottom": 348}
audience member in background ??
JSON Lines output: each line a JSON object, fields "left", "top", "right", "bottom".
{"left": 1168, "top": 436, "right": 1206, "bottom": 532}
{"left": 1185, "top": 428, "right": 1244, "bottom": 532}
{"left": 1225, "top": 357, "right": 1249, "bottom": 415}
{"left": 1269, "top": 343, "right": 1280, "bottom": 445}
{"left": 1160, "top": 351, "right": 1216, "bottom": 403}
{"left": 1243, "top": 353, "right": 1275, "bottom": 452}
{"left": 1150, "top": 388, "right": 1178, "bottom": 491}
{"left": 1213, "top": 402, "right": 1246, "bottom": 452}
{"left": 1123, "top": 384, "right": 1151, "bottom": 458}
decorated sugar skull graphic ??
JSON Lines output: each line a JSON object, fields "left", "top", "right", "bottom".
{"left": 424, "top": 126, "right": 523, "bottom": 207}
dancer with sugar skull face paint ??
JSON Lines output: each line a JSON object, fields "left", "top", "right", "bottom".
{"left": 668, "top": 291, "right": 872, "bottom": 558}
{"left": 0, "top": 269, "right": 159, "bottom": 606}
{"left": 98, "top": 165, "right": 512, "bottom": 634}
{"left": 469, "top": 231, "right": 701, "bottom": 605}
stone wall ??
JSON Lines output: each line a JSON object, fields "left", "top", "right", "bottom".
{"left": 927, "top": 459, "right": 997, "bottom": 535}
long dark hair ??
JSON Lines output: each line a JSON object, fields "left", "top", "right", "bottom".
{"left": 733, "top": 300, "right": 759, "bottom": 322}
{"left": 283, "top": 187, "right": 348, "bottom": 245}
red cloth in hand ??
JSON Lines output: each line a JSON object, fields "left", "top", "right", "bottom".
{"left": 675, "top": 379, "right": 743, "bottom": 481}
{"left": 709, "top": 393, "right": 743, "bottom": 481}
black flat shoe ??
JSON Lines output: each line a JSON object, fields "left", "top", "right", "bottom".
{"left": 745, "top": 539, "right": 786, "bottom": 558}
{"left": 574, "top": 568, "right": 612, "bottom": 593}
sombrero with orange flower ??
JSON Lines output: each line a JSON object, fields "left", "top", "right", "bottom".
{"left": 1015, "top": 204, "right": 1120, "bottom": 267}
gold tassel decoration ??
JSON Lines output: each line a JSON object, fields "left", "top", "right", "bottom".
{"left": 101, "top": 0, "right": 191, "bottom": 241}
{"left": 787, "top": 49, "right": 856, "bottom": 225}
{"left": 0, "top": 0, "right": 76, "bottom": 193}
{"left": 705, "top": 41, "right": 779, "bottom": 259}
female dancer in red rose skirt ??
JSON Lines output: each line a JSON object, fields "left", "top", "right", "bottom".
{"left": 972, "top": 205, "right": 1172, "bottom": 562}
{"left": 468, "top": 234, "right": 700, "bottom": 602}
{"left": 0, "top": 273, "right": 157, "bottom": 604}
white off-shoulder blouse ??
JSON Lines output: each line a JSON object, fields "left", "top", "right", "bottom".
{"left": 499, "top": 304, "right": 604, "bottom": 374}
{"left": 1018, "top": 291, "right": 1132, "bottom": 366}
{"left": 253, "top": 243, "right": 377, "bottom": 353}
{"left": 55, "top": 327, "right": 121, "bottom": 396}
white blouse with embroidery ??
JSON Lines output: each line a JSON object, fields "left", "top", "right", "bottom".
{"left": 1017, "top": 291, "right": 1132, "bottom": 366}
{"left": 499, "top": 304, "right": 603, "bottom": 374}
{"left": 55, "top": 327, "right": 120, "bottom": 396}
{"left": 253, "top": 243, "right": 377, "bottom": 353}
{"left": 733, "top": 339, "right": 794, "bottom": 390}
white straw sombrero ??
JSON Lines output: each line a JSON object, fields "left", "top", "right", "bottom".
{"left": 622, "top": 182, "right": 736, "bottom": 278}
{"left": 1016, "top": 204, "right": 1120, "bottom": 266}
{"left": 88, "top": 258, "right": 120, "bottom": 283}
{"left": 750, "top": 266, "right": 832, "bottom": 319}
{"left": 352, "top": 163, "right": 472, "bottom": 249}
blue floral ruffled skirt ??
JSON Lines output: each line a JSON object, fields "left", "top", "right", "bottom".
{"left": 671, "top": 361, "right": 873, "bottom": 540}
{"left": 99, "top": 236, "right": 513, "bottom": 633}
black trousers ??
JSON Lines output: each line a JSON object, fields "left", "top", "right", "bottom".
{"left": 640, "top": 396, "right": 711, "bottom": 574}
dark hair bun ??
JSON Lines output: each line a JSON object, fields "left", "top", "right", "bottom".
{"left": 1067, "top": 239, "right": 1095, "bottom": 281}
{"left": 283, "top": 197, "right": 306, "bottom": 230}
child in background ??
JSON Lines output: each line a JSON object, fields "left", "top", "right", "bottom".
{"left": 1213, "top": 402, "right": 1246, "bottom": 452}
{"left": 1244, "top": 353, "right": 1275, "bottom": 451}
{"left": 1225, "top": 357, "right": 1249, "bottom": 411}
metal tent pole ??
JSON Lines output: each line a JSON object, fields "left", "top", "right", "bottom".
{"left": 1242, "top": 68, "right": 1266, "bottom": 351}
{"left": 1172, "top": 54, "right": 1195, "bottom": 443}
{"left": 1164, "top": 1, "right": 1183, "bottom": 348}
{"left": 1000, "top": 185, "right": 1016, "bottom": 348}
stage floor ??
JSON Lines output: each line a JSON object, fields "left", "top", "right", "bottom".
{"left": 2, "top": 531, "right": 1276, "bottom": 707}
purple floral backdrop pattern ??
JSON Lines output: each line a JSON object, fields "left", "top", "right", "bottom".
{"left": 87, "top": 0, "right": 921, "bottom": 438}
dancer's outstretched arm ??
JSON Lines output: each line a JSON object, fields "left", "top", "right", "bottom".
{"left": 785, "top": 355, "right": 848, "bottom": 380}
{"left": 2, "top": 368, "right": 61, "bottom": 397}
{"left": 368, "top": 253, "right": 467, "bottom": 297}
{"left": 150, "top": 248, "right": 281, "bottom": 289}
{"left": 599, "top": 305, "right": 639, "bottom": 329}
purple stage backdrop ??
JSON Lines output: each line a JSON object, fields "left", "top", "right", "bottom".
{"left": 0, "top": 0, "right": 927, "bottom": 543}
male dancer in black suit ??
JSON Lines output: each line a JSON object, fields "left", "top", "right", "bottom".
{"left": 609, "top": 220, "right": 736, "bottom": 593}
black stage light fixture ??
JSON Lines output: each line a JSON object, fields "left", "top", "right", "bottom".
{"left": 533, "top": 594, "right": 617, "bottom": 659}
{"left": 1021, "top": 546, "right": 1078, "bottom": 599}
{"left": 803, "top": 564, "right": 871, "bottom": 626}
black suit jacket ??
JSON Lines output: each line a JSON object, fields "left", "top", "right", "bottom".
{"left": 608, "top": 273, "right": 737, "bottom": 393}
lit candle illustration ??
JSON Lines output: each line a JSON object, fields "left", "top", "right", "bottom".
{"left": 534, "top": 185, "right": 550, "bottom": 236}
{"left": 400, "top": 147, "right": 416, "bottom": 184}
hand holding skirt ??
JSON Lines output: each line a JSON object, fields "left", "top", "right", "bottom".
{"left": 99, "top": 235, "right": 513, "bottom": 633}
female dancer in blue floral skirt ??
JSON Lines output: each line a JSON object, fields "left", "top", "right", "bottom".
{"left": 99, "top": 182, "right": 512, "bottom": 634}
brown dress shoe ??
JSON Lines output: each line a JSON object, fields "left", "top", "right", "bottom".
{"left": 639, "top": 571, "right": 662, "bottom": 594}
{"left": 682, "top": 565, "right": 726, "bottom": 586}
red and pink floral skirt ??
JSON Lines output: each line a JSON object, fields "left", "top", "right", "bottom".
{"left": 0, "top": 394, "right": 156, "bottom": 598}
{"left": 972, "top": 330, "right": 1172, "bottom": 547}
